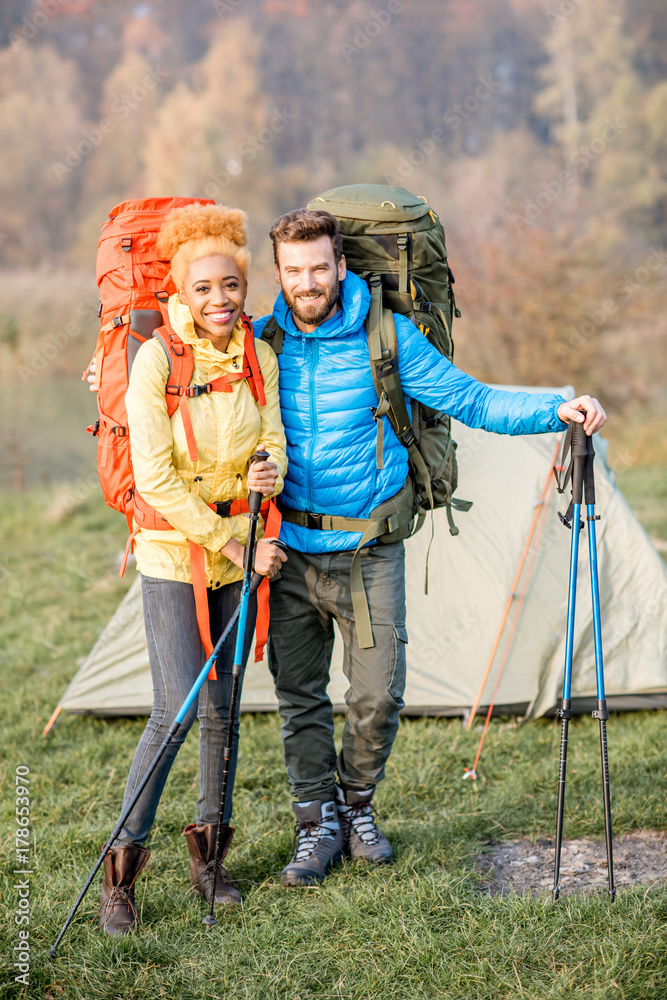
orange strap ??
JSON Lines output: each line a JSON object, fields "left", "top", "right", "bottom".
{"left": 132, "top": 491, "right": 281, "bottom": 669}
{"left": 119, "top": 526, "right": 140, "bottom": 578}
{"left": 179, "top": 394, "right": 199, "bottom": 462}
{"left": 176, "top": 369, "right": 254, "bottom": 464}
{"left": 253, "top": 497, "right": 282, "bottom": 662}
{"left": 242, "top": 323, "right": 266, "bottom": 406}
{"left": 189, "top": 539, "right": 217, "bottom": 680}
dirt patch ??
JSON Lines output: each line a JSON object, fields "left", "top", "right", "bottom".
{"left": 476, "top": 830, "right": 667, "bottom": 896}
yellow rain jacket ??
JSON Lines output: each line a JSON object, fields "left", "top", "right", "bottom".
{"left": 125, "top": 295, "right": 287, "bottom": 588}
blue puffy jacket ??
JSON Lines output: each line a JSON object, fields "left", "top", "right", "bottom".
{"left": 254, "top": 271, "right": 566, "bottom": 553}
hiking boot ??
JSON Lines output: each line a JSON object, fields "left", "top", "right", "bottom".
{"left": 281, "top": 800, "right": 344, "bottom": 886}
{"left": 99, "top": 844, "right": 150, "bottom": 936}
{"left": 183, "top": 823, "right": 242, "bottom": 907}
{"left": 335, "top": 785, "right": 393, "bottom": 864}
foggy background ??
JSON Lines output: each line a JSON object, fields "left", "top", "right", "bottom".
{"left": 1, "top": 0, "right": 666, "bottom": 490}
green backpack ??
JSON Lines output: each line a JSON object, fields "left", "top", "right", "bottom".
{"left": 262, "top": 185, "right": 472, "bottom": 647}
{"left": 311, "top": 184, "right": 471, "bottom": 534}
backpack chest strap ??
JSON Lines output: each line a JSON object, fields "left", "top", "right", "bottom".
{"left": 170, "top": 370, "right": 252, "bottom": 462}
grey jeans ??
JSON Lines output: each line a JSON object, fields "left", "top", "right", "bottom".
{"left": 267, "top": 542, "right": 407, "bottom": 803}
{"left": 114, "top": 575, "right": 257, "bottom": 847}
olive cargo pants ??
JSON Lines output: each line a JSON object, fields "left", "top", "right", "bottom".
{"left": 267, "top": 542, "right": 408, "bottom": 803}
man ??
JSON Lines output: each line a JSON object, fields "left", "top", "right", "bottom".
{"left": 254, "top": 209, "right": 606, "bottom": 886}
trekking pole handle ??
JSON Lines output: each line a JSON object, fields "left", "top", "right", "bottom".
{"left": 248, "top": 450, "right": 270, "bottom": 515}
{"left": 570, "top": 420, "right": 587, "bottom": 506}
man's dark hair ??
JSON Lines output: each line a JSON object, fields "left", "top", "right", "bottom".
{"left": 269, "top": 208, "right": 344, "bottom": 265}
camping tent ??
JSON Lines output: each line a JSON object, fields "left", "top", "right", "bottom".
{"left": 47, "top": 385, "right": 667, "bottom": 731}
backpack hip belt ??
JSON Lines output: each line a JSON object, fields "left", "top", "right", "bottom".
{"left": 127, "top": 490, "right": 281, "bottom": 672}
{"left": 279, "top": 481, "right": 414, "bottom": 650}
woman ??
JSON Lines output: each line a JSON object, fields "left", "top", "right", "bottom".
{"left": 98, "top": 204, "right": 287, "bottom": 935}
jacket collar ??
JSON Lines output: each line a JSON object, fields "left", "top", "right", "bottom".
{"left": 271, "top": 271, "right": 371, "bottom": 340}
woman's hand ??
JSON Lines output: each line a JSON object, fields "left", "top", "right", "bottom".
{"left": 253, "top": 538, "right": 287, "bottom": 578}
{"left": 557, "top": 395, "right": 606, "bottom": 435}
{"left": 248, "top": 445, "right": 279, "bottom": 496}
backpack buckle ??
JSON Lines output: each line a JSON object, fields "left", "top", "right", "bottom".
{"left": 121, "top": 236, "right": 132, "bottom": 252}
{"left": 306, "top": 512, "right": 323, "bottom": 529}
{"left": 165, "top": 384, "right": 183, "bottom": 395}
{"left": 111, "top": 425, "right": 127, "bottom": 436}
{"left": 186, "top": 383, "right": 212, "bottom": 397}
{"left": 215, "top": 500, "right": 233, "bottom": 517}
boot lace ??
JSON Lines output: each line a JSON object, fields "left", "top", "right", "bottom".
{"left": 344, "top": 802, "right": 380, "bottom": 845}
{"left": 194, "top": 859, "right": 232, "bottom": 891}
{"left": 292, "top": 820, "right": 330, "bottom": 862}
{"left": 101, "top": 886, "right": 137, "bottom": 922}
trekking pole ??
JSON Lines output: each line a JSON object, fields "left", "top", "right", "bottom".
{"left": 203, "top": 450, "right": 282, "bottom": 930}
{"left": 583, "top": 427, "right": 615, "bottom": 901}
{"left": 48, "top": 548, "right": 267, "bottom": 958}
{"left": 552, "top": 420, "right": 614, "bottom": 901}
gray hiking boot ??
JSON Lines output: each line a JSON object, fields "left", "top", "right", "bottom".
{"left": 335, "top": 785, "right": 393, "bottom": 864}
{"left": 281, "top": 800, "right": 344, "bottom": 886}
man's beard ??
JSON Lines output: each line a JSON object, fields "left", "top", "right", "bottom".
{"left": 283, "top": 277, "right": 340, "bottom": 327}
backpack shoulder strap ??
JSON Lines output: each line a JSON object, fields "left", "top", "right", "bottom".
{"left": 241, "top": 314, "right": 266, "bottom": 406}
{"left": 260, "top": 314, "right": 284, "bottom": 355}
{"left": 152, "top": 324, "right": 194, "bottom": 419}
{"left": 366, "top": 277, "right": 414, "bottom": 450}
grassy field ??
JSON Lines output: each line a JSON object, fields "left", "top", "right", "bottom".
{"left": 0, "top": 468, "right": 666, "bottom": 1000}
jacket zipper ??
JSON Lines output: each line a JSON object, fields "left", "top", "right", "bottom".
{"left": 306, "top": 339, "right": 319, "bottom": 506}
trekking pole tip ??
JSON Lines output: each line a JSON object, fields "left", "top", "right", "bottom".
{"left": 203, "top": 913, "right": 217, "bottom": 931}
{"left": 47, "top": 946, "right": 58, "bottom": 960}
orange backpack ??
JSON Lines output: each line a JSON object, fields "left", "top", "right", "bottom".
{"left": 85, "top": 197, "right": 279, "bottom": 668}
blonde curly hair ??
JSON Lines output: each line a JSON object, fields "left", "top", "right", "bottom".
{"left": 157, "top": 203, "right": 251, "bottom": 290}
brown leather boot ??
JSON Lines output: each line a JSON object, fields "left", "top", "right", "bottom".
{"left": 99, "top": 844, "right": 150, "bottom": 936}
{"left": 183, "top": 823, "right": 242, "bottom": 906}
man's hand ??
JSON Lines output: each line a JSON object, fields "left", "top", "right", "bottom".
{"left": 253, "top": 537, "right": 287, "bottom": 578}
{"left": 248, "top": 445, "right": 279, "bottom": 495}
{"left": 557, "top": 395, "right": 606, "bottom": 435}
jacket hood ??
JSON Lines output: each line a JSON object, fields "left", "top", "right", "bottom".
{"left": 167, "top": 294, "right": 246, "bottom": 359}
{"left": 272, "top": 270, "right": 371, "bottom": 339}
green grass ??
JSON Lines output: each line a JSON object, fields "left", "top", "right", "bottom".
{"left": 1, "top": 472, "right": 666, "bottom": 1000}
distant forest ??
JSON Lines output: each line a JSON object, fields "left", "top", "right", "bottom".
{"left": 1, "top": 0, "right": 666, "bottom": 429}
